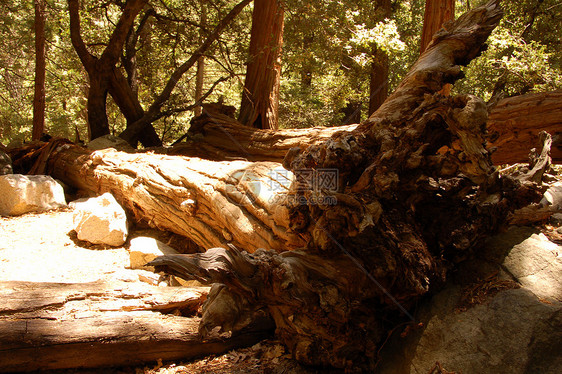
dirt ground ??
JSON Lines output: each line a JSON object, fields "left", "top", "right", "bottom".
{"left": 0, "top": 207, "right": 323, "bottom": 374}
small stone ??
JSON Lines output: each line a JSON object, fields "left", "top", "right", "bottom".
{"left": 128, "top": 236, "right": 178, "bottom": 270}
{"left": 541, "top": 181, "right": 562, "bottom": 209}
{"left": 0, "top": 150, "right": 12, "bottom": 175}
{"left": 551, "top": 213, "right": 562, "bottom": 225}
{"left": 71, "top": 193, "right": 128, "bottom": 246}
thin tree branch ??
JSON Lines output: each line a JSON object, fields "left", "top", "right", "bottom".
{"left": 119, "top": 0, "right": 252, "bottom": 141}
{"left": 147, "top": 0, "right": 252, "bottom": 116}
{"left": 156, "top": 76, "right": 228, "bottom": 121}
{"left": 68, "top": 0, "right": 96, "bottom": 69}
{"left": 100, "top": 0, "right": 147, "bottom": 65}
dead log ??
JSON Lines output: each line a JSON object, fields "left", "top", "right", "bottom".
{"left": 35, "top": 141, "right": 305, "bottom": 252}
{"left": 487, "top": 90, "right": 562, "bottom": 164}
{"left": 0, "top": 281, "right": 270, "bottom": 372}
{"left": 168, "top": 112, "right": 358, "bottom": 162}
{"left": 168, "top": 88, "right": 562, "bottom": 166}
{"left": 8, "top": 1, "right": 545, "bottom": 371}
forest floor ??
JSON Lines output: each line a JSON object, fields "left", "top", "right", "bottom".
{"left": 0, "top": 207, "right": 320, "bottom": 374}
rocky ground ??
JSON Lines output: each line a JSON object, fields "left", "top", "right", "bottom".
{"left": 0, "top": 207, "right": 321, "bottom": 374}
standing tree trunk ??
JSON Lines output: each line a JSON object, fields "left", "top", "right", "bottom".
{"left": 117, "top": 8, "right": 162, "bottom": 147}
{"left": 194, "top": 0, "right": 207, "bottom": 117}
{"left": 32, "top": 0, "right": 46, "bottom": 141}
{"left": 86, "top": 70, "right": 112, "bottom": 140}
{"left": 238, "top": 0, "right": 284, "bottom": 130}
{"left": 68, "top": 0, "right": 148, "bottom": 142}
{"left": 368, "top": 0, "right": 391, "bottom": 115}
{"left": 118, "top": 0, "right": 253, "bottom": 143}
{"left": 420, "top": 0, "right": 455, "bottom": 95}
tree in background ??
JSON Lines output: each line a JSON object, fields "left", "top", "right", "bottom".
{"left": 368, "top": 0, "right": 392, "bottom": 115}
{"left": 420, "top": 0, "right": 455, "bottom": 53}
{"left": 420, "top": 0, "right": 455, "bottom": 95}
{"left": 32, "top": 0, "right": 46, "bottom": 141}
{"left": 454, "top": 0, "right": 561, "bottom": 102}
{"left": 1, "top": 0, "right": 561, "bottom": 146}
{"left": 69, "top": 0, "right": 252, "bottom": 146}
{"left": 194, "top": 0, "right": 207, "bottom": 117}
{"left": 238, "top": 0, "right": 284, "bottom": 129}
{"left": 68, "top": 0, "right": 150, "bottom": 142}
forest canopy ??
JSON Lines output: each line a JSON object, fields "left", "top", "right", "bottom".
{"left": 0, "top": 0, "right": 560, "bottom": 146}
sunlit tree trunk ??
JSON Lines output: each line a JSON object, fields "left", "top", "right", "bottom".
{"left": 368, "top": 0, "right": 391, "bottom": 115}
{"left": 238, "top": 0, "right": 284, "bottom": 130}
{"left": 194, "top": 0, "right": 207, "bottom": 117}
{"left": 420, "top": 0, "right": 455, "bottom": 95}
{"left": 32, "top": 0, "right": 46, "bottom": 141}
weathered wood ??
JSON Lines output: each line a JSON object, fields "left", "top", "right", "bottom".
{"left": 168, "top": 89, "right": 562, "bottom": 166}
{"left": 33, "top": 140, "right": 303, "bottom": 253}
{"left": 148, "top": 1, "right": 540, "bottom": 371}
{"left": 0, "top": 281, "right": 269, "bottom": 372}
{"left": 168, "top": 112, "right": 358, "bottom": 162}
{"left": 487, "top": 90, "right": 562, "bottom": 164}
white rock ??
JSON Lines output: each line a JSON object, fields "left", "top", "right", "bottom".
{"left": 128, "top": 236, "right": 178, "bottom": 270}
{"left": 0, "top": 174, "right": 67, "bottom": 216}
{"left": 501, "top": 232, "right": 562, "bottom": 303}
{"left": 72, "top": 193, "right": 128, "bottom": 246}
{"left": 541, "top": 181, "right": 562, "bottom": 209}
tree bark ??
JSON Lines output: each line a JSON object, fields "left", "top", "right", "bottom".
{"left": 194, "top": 0, "right": 207, "bottom": 117}
{"left": 238, "top": 0, "right": 284, "bottom": 130}
{"left": 368, "top": 0, "right": 391, "bottom": 115}
{"left": 32, "top": 0, "right": 46, "bottom": 141}
{"left": 487, "top": 90, "right": 562, "bottom": 164}
{"left": 169, "top": 112, "right": 358, "bottom": 162}
{"left": 14, "top": 2, "right": 542, "bottom": 370}
{"left": 68, "top": 0, "right": 148, "bottom": 142}
{"left": 420, "top": 0, "right": 455, "bottom": 53}
{"left": 0, "top": 281, "right": 270, "bottom": 372}
{"left": 420, "top": 0, "right": 455, "bottom": 96}
{"left": 86, "top": 72, "right": 111, "bottom": 140}
{"left": 173, "top": 88, "right": 562, "bottom": 166}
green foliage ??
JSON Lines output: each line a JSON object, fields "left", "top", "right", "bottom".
{"left": 0, "top": 0, "right": 560, "bottom": 146}
{"left": 453, "top": 0, "right": 562, "bottom": 101}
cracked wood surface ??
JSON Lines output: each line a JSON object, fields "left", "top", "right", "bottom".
{"left": 487, "top": 90, "right": 562, "bottom": 164}
{"left": 0, "top": 281, "right": 268, "bottom": 372}
{"left": 39, "top": 143, "right": 306, "bottom": 253}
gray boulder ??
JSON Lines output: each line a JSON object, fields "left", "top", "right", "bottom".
{"left": 0, "top": 150, "right": 12, "bottom": 175}
{"left": 0, "top": 174, "right": 67, "bottom": 216}
{"left": 500, "top": 232, "right": 562, "bottom": 303}
{"left": 409, "top": 289, "right": 561, "bottom": 374}
{"left": 87, "top": 135, "right": 134, "bottom": 152}
{"left": 375, "top": 226, "right": 562, "bottom": 374}
{"left": 71, "top": 192, "right": 128, "bottom": 246}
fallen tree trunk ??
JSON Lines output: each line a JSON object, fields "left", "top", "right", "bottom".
{"left": 487, "top": 90, "right": 562, "bottom": 165}
{"left": 168, "top": 90, "right": 562, "bottom": 166}
{"left": 167, "top": 112, "right": 358, "bottom": 162}
{"left": 0, "top": 281, "right": 270, "bottom": 372}
{"left": 9, "top": 1, "right": 545, "bottom": 370}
